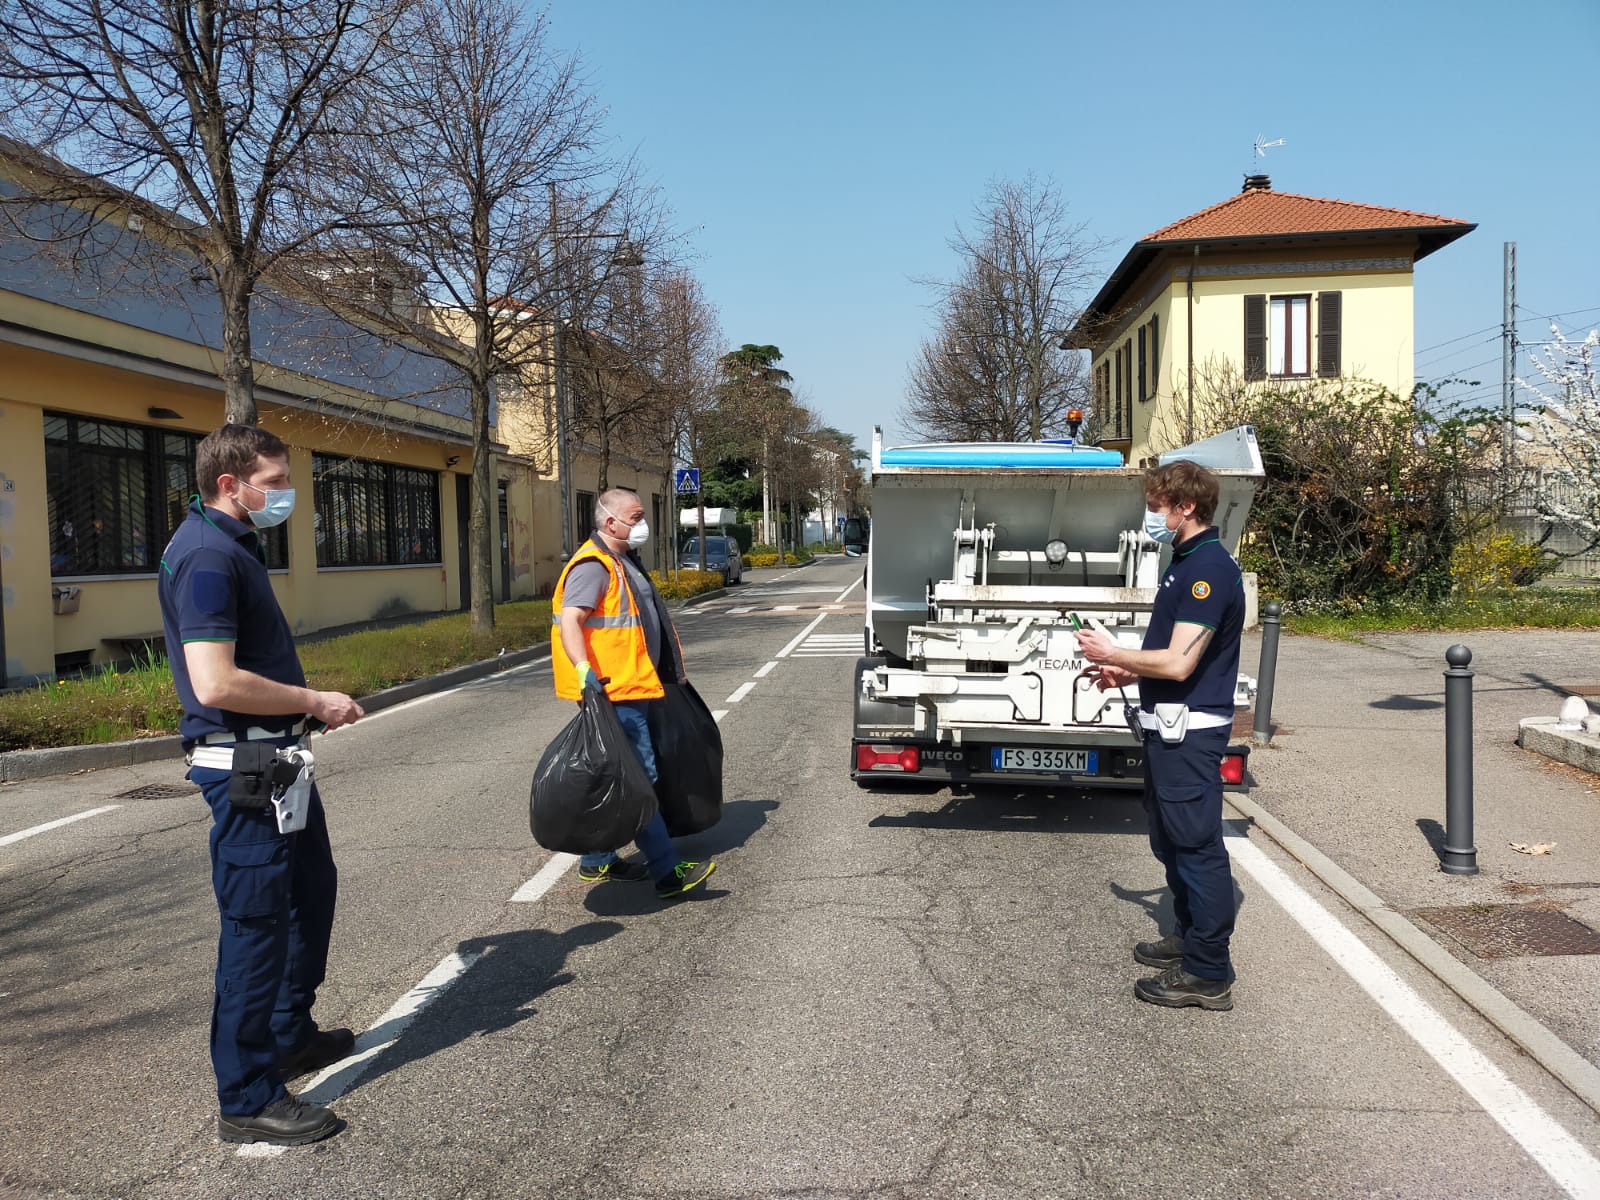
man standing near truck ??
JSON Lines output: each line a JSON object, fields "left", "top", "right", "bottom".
{"left": 1075, "top": 460, "right": 1244, "bottom": 1012}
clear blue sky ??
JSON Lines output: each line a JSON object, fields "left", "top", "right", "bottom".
{"left": 542, "top": 0, "right": 1600, "bottom": 451}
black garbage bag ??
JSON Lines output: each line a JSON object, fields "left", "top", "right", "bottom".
{"left": 530, "top": 683, "right": 658, "bottom": 854}
{"left": 647, "top": 680, "right": 723, "bottom": 836}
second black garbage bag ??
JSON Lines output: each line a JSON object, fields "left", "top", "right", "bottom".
{"left": 647, "top": 680, "right": 724, "bottom": 835}
{"left": 530, "top": 681, "right": 658, "bottom": 854}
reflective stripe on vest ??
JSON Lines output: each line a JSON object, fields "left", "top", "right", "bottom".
{"left": 550, "top": 539, "right": 664, "bottom": 702}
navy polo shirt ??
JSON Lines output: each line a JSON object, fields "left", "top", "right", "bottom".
{"left": 1140, "top": 526, "right": 1245, "bottom": 717}
{"left": 158, "top": 499, "right": 306, "bottom": 744}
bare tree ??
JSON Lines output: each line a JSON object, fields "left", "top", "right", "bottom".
{"left": 901, "top": 176, "right": 1101, "bottom": 441}
{"left": 315, "top": 0, "right": 661, "bottom": 631}
{"left": 0, "top": 0, "right": 404, "bottom": 424}
{"left": 649, "top": 270, "right": 723, "bottom": 571}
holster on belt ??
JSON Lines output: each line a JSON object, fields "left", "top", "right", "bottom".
{"left": 227, "top": 743, "right": 303, "bottom": 811}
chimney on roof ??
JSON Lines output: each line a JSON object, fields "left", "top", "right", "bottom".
{"left": 1242, "top": 174, "right": 1271, "bottom": 193}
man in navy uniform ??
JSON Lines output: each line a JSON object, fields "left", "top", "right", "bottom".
{"left": 159, "top": 424, "right": 364, "bottom": 1144}
{"left": 1076, "top": 460, "right": 1245, "bottom": 1012}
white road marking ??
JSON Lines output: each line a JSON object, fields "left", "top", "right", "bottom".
{"left": 774, "top": 605, "right": 799, "bottom": 612}
{"left": 834, "top": 576, "right": 864, "bottom": 603}
{"left": 0, "top": 805, "right": 122, "bottom": 848}
{"left": 510, "top": 851, "right": 578, "bottom": 902}
{"left": 776, "top": 613, "right": 829, "bottom": 659}
{"left": 240, "top": 949, "right": 483, "bottom": 1156}
{"left": 712, "top": 709, "right": 728, "bottom": 724}
{"left": 754, "top": 661, "right": 779, "bottom": 678}
{"left": 726, "top": 682, "right": 755, "bottom": 704}
{"left": 726, "top": 606, "right": 754, "bottom": 615}
{"left": 327, "top": 658, "right": 549, "bottom": 729}
{"left": 794, "top": 652, "right": 862, "bottom": 658}
{"left": 1227, "top": 836, "right": 1600, "bottom": 1199}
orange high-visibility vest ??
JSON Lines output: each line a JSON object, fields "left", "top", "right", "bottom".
{"left": 551, "top": 539, "right": 666, "bottom": 702}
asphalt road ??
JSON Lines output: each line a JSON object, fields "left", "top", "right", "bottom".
{"left": 2, "top": 557, "right": 1599, "bottom": 1199}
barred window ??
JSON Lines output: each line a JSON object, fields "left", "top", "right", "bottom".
{"left": 312, "top": 452, "right": 440, "bottom": 567}
{"left": 45, "top": 412, "right": 285, "bottom": 576}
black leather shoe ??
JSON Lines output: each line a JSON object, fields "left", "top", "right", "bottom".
{"left": 1133, "top": 934, "right": 1185, "bottom": 969}
{"left": 218, "top": 1094, "right": 342, "bottom": 1146}
{"left": 277, "top": 1027, "right": 356, "bottom": 1079}
{"left": 1134, "top": 966, "right": 1233, "bottom": 1011}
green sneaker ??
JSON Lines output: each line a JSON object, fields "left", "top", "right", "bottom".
{"left": 577, "top": 858, "right": 649, "bottom": 883}
{"left": 655, "top": 859, "right": 715, "bottom": 898}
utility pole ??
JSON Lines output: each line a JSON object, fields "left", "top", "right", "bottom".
{"left": 1502, "top": 241, "right": 1517, "bottom": 468}
{"left": 550, "top": 180, "right": 573, "bottom": 560}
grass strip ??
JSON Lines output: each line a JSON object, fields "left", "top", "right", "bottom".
{"left": 1, "top": 569, "right": 725, "bottom": 754}
{"left": 0, "top": 600, "right": 553, "bottom": 752}
{"left": 1282, "top": 589, "right": 1600, "bottom": 640}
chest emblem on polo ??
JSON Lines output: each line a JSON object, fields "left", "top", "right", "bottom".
{"left": 1191, "top": 580, "right": 1211, "bottom": 600}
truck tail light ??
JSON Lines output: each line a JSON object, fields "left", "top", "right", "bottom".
{"left": 1219, "top": 752, "right": 1246, "bottom": 785}
{"left": 856, "top": 744, "right": 920, "bottom": 773}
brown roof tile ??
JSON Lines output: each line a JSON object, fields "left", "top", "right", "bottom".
{"left": 1142, "top": 189, "right": 1472, "bottom": 243}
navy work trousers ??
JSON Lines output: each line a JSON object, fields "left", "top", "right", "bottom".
{"left": 1141, "top": 725, "right": 1235, "bottom": 980}
{"left": 191, "top": 742, "right": 337, "bottom": 1116}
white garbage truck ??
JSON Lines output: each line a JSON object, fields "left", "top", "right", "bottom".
{"left": 852, "top": 424, "right": 1264, "bottom": 792}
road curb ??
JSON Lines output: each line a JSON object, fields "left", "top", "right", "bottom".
{"left": 1227, "top": 791, "right": 1600, "bottom": 1118}
{"left": 0, "top": 645, "right": 552, "bottom": 785}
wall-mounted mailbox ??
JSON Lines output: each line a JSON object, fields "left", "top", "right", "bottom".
{"left": 52, "top": 585, "right": 81, "bottom": 615}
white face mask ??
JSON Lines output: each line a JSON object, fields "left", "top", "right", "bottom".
{"left": 599, "top": 502, "right": 649, "bottom": 548}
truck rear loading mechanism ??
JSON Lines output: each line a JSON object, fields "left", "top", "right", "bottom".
{"left": 852, "top": 423, "right": 1264, "bottom": 794}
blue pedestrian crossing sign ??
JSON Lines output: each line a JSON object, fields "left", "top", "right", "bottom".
{"left": 675, "top": 467, "right": 700, "bottom": 495}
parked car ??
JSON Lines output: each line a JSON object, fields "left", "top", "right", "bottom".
{"left": 680, "top": 535, "right": 743, "bottom": 585}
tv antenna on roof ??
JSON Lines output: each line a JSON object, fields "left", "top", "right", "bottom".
{"left": 1253, "top": 135, "right": 1285, "bottom": 157}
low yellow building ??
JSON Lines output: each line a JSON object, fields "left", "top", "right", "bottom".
{"left": 1070, "top": 175, "right": 1475, "bottom": 462}
{"left": 493, "top": 326, "right": 675, "bottom": 590}
{"left": 0, "top": 170, "right": 541, "bottom": 686}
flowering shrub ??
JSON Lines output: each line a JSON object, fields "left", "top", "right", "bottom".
{"left": 1450, "top": 533, "right": 1552, "bottom": 594}
{"left": 650, "top": 569, "right": 725, "bottom": 600}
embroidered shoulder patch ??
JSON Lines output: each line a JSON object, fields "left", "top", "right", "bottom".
{"left": 1191, "top": 581, "right": 1211, "bottom": 600}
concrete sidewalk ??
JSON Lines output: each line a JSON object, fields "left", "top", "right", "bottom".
{"left": 1238, "top": 626, "right": 1600, "bottom": 1091}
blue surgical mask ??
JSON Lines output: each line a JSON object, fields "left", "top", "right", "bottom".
{"left": 240, "top": 481, "right": 296, "bottom": 529}
{"left": 1144, "top": 507, "right": 1178, "bottom": 545}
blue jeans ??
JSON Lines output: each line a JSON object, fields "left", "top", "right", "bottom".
{"left": 578, "top": 700, "right": 678, "bottom": 883}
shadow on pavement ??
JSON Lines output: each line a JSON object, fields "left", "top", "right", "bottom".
{"left": 582, "top": 880, "right": 729, "bottom": 918}
{"left": 868, "top": 786, "right": 1147, "bottom": 835}
{"left": 339, "top": 922, "right": 622, "bottom": 1096}
{"left": 1370, "top": 693, "right": 1444, "bottom": 711}
{"left": 674, "top": 798, "right": 778, "bottom": 858}
{"left": 1417, "top": 816, "right": 1448, "bottom": 865}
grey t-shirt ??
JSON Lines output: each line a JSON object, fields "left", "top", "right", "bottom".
{"left": 563, "top": 544, "right": 664, "bottom": 670}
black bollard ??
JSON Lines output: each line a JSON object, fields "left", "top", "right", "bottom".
{"left": 1252, "top": 601, "right": 1281, "bottom": 746}
{"left": 1441, "top": 644, "right": 1479, "bottom": 876}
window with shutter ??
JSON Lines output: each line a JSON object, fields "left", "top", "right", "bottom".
{"left": 1150, "top": 313, "right": 1160, "bottom": 397}
{"left": 1244, "top": 294, "right": 1266, "bottom": 381}
{"left": 1318, "top": 291, "right": 1342, "bottom": 377}
{"left": 1113, "top": 348, "right": 1122, "bottom": 433}
{"left": 1122, "top": 340, "right": 1133, "bottom": 435}
{"left": 1137, "top": 324, "right": 1147, "bottom": 402}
